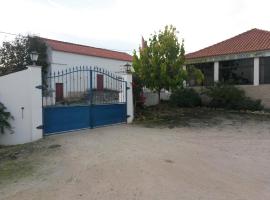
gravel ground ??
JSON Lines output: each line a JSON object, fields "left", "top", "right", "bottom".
{"left": 1, "top": 119, "right": 270, "bottom": 200}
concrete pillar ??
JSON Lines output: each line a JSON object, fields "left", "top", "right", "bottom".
{"left": 214, "top": 61, "right": 219, "bottom": 82}
{"left": 122, "top": 73, "right": 134, "bottom": 123}
{"left": 254, "top": 57, "right": 259, "bottom": 86}
{"left": 28, "top": 66, "right": 43, "bottom": 142}
{"left": 183, "top": 65, "right": 187, "bottom": 87}
{"left": 183, "top": 65, "right": 186, "bottom": 70}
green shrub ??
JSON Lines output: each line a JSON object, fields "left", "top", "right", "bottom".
{"left": 170, "top": 88, "right": 201, "bottom": 107}
{"left": 0, "top": 102, "right": 13, "bottom": 134}
{"left": 205, "top": 83, "right": 263, "bottom": 111}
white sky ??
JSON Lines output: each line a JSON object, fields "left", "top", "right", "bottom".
{"left": 0, "top": 0, "right": 270, "bottom": 54}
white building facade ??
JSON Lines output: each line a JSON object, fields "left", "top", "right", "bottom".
{"left": 44, "top": 38, "right": 132, "bottom": 73}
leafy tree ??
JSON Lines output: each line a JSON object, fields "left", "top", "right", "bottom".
{"left": 0, "top": 102, "right": 13, "bottom": 134}
{"left": 187, "top": 65, "right": 205, "bottom": 86}
{"left": 133, "top": 25, "right": 187, "bottom": 102}
{"left": 0, "top": 35, "right": 48, "bottom": 79}
{"left": 132, "top": 74, "right": 145, "bottom": 109}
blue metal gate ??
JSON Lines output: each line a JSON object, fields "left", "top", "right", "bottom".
{"left": 42, "top": 67, "right": 128, "bottom": 135}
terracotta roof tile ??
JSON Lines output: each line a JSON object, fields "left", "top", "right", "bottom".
{"left": 43, "top": 38, "right": 133, "bottom": 62}
{"left": 186, "top": 28, "right": 270, "bottom": 60}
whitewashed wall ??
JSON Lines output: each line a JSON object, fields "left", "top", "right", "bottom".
{"left": 49, "top": 50, "right": 131, "bottom": 73}
{"left": 0, "top": 66, "right": 43, "bottom": 145}
{"left": 143, "top": 90, "right": 171, "bottom": 106}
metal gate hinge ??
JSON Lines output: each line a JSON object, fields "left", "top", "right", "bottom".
{"left": 36, "top": 125, "right": 44, "bottom": 129}
{"left": 36, "top": 85, "right": 43, "bottom": 90}
{"left": 126, "top": 115, "right": 130, "bottom": 118}
{"left": 126, "top": 87, "right": 130, "bottom": 90}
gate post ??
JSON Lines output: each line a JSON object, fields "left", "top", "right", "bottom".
{"left": 121, "top": 74, "right": 134, "bottom": 123}
{"left": 29, "top": 66, "right": 43, "bottom": 141}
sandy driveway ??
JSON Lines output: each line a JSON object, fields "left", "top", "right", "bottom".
{"left": 1, "top": 122, "right": 270, "bottom": 200}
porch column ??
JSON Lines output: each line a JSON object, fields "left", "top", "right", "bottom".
{"left": 214, "top": 61, "right": 219, "bottom": 82}
{"left": 254, "top": 57, "right": 259, "bottom": 86}
{"left": 183, "top": 65, "right": 187, "bottom": 87}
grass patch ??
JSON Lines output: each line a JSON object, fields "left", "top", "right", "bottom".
{"left": 0, "top": 138, "right": 59, "bottom": 185}
{"left": 0, "top": 160, "right": 34, "bottom": 184}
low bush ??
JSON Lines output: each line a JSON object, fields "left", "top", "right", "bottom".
{"left": 170, "top": 88, "right": 201, "bottom": 107}
{"left": 0, "top": 102, "right": 13, "bottom": 134}
{"left": 205, "top": 83, "right": 263, "bottom": 111}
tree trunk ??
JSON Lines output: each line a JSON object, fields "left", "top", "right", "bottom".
{"left": 157, "top": 89, "right": 161, "bottom": 104}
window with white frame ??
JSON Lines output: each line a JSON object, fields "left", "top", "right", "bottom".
{"left": 260, "top": 57, "right": 270, "bottom": 84}
{"left": 219, "top": 58, "right": 253, "bottom": 85}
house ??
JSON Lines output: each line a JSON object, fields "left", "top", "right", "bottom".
{"left": 185, "top": 28, "right": 270, "bottom": 108}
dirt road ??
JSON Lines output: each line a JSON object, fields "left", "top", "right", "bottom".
{"left": 1, "top": 121, "right": 270, "bottom": 200}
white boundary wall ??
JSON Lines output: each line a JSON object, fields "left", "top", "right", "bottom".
{"left": 0, "top": 66, "right": 43, "bottom": 145}
{"left": 144, "top": 90, "right": 171, "bottom": 106}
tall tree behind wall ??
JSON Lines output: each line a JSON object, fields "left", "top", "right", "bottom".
{"left": 133, "top": 25, "right": 187, "bottom": 102}
{"left": 0, "top": 35, "right": 48, "bottom": 79}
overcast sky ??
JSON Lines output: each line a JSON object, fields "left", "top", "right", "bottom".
{"left": 0, "top": 0, "right": 270, "bottom": 54}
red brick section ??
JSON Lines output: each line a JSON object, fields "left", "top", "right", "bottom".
{"left": 186, "top": 28, "right": 270, "bottom": 60}
{"left": 43, "top": 38, "right": 133, "bottom": 62}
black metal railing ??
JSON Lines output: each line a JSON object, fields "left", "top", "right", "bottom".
{"left": 43, "top": 66, "right": 127, "bottom": 107}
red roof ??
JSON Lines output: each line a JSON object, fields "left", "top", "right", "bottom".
{"left": 43, "top": 38, "right": 133, "bottom": 62}
{"left": 186, "top": 28, "right": 270, "bottom": 60}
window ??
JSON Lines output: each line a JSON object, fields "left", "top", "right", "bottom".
{"left": 55, "top": 83, "right": 63, "bottom": 102}
{"left": 187, "top": 62, "right": 214, "bottom": 86}
{"left": 97, "top": 74, "right": 104, "bottom": 90}
{"left": 219, "top": 58, "right": 253, "bottom": 85}
{"left": 260, "top": 57, "right": 270, "bottom": 84}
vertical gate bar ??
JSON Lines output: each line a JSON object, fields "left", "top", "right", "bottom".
{"left": 76, "top": 66, "right": 78, "bottom": 97}
{"left": 89, "top": 69, "right": 93, "bottom": 128}
{"left": 53, "top": 72, "right": 56, "bottom": 105}
{"left": 114, "top": 77, "right": 116, "bottom": 103}
{"left": 68, "top": 68, "right": 71, "bottom": 96}
{"left": 86, "top": 67, "right": 88, "bottom": 92}
{"left": 79, "top": 66, "right": 82, "bottom": 95}
{"left": 90, "top": 69, "right": 93, "bottom": 105}
{"left": 61, "top": 70, "right": 63, "bottom": 102}
{"left": 65, "top": 69, "right": 67, "bottom": 101}
{"left": 57, "top": 71, "right": 60, "bottom": 104}
{"left": 116, "top": 78, "right": 118, "bottom": 103}
{"left": 103, "top": 69, "right": 105, "bottom": 104}
{"left": 72, "top": 67, "right": 75, "bottom": 97}
{"left": 49, "top": 73, "right": 52, "bottom": 106}
{"left": 110, "top": 73, "right": 112, "bottom": 103}
{"left": 106, "top": 70, "right": 107, "bottom": 104}
{"left": 83, "top": 66, "right": 85, "bottom": 95}
{"left": 125, "top": 81, "right": 128, "bottom": 123}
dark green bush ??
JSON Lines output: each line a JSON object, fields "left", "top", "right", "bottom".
{"left": 170, "top": 88, "right": 201, "bottom": 107}
{"left": 205, "top": 83, "right": 263, "bottom": 111}
{"left": 0, "top": 102, "right": 13, "bottom": 133}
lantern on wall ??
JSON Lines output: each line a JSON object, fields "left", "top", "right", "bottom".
{"left": 30, "top": 51, "right": 39, "bottom": 66}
